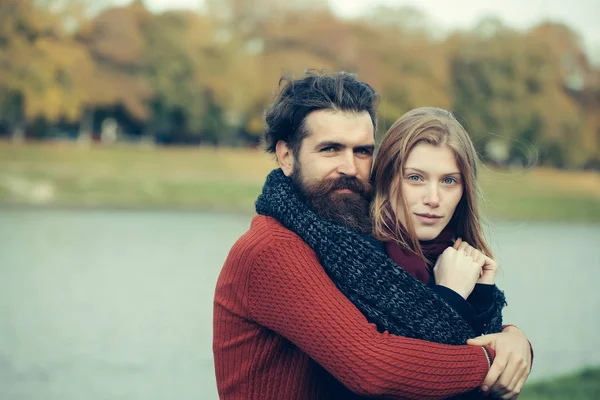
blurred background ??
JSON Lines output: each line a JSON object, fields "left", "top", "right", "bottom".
{"left": 0, "top": 0, "right": 599, "bottom": 399}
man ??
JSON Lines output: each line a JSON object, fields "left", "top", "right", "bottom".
{"left": 213, "top": 71, "right": 532, "bottom": 399}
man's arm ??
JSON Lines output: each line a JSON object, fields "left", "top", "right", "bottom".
{"left": 247, "top": 239, "right": 493, "bottom": 399}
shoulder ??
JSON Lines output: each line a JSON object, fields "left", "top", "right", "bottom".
{"left": 224, "top": 215, "right": 316, "bottom": 270}
{"left": 216, "top": 215, "right": 320, "bottom": 302}
{"left": 239, "top": 215, "right": 309, "bottom": 248}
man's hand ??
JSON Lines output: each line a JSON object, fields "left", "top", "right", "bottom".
{"left": 467, "top": 326, "right": 532, "bottom": 399}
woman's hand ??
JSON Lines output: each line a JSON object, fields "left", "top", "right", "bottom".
{"left": 433, "top": 244, "right": 483, "bottom": 299}
{"left": 453, "top": 238, "right": 498, "bottom": 285}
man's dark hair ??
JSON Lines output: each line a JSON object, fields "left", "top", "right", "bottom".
{"left": 263, "top": 70, "right": 379, "bottom": 156}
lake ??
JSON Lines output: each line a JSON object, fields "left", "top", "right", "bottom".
{"left": 1, "top": 209, "right": 599, "bottom": 399}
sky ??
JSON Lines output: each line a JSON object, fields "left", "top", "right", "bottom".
{"left": 113, "top": 0, "right": 600, "bottom": 64}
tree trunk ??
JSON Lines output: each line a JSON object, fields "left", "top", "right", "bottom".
{"left": 78, "top": 108, "right": 93, "bottom": 145}
{"left": 10, "top": 122, "right": 25, "bottom": 143}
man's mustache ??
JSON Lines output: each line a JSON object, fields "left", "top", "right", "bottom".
{"left": 311, "top": 176, "right": 372, "bottom": 199}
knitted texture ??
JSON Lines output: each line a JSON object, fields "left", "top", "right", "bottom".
{"left": 213, "top": 216, "right": 493, "bottom": 399}
{"left": 256, "top": 168, "right": 507, "bottom": 345}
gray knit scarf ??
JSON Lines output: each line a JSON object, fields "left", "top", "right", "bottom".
{"left": 256, "top": 168, "right": 506, "bottom": 345}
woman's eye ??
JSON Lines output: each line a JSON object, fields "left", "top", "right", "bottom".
{"left": 408, "top": 175, "right": 421, "bottom": 182}
{"left": 443, "top": 177, "right": 457, "bottom": 184}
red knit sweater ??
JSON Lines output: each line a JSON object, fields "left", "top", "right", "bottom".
{"left": 213, "top": 216, "right": 494, "bottom": 399}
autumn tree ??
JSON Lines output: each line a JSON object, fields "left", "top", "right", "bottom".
{"left": 529, "top": 22, "right": 600, "bottom": 167}
{"left": 0, "top": 0, "right": 96, "bottom": 139}
{"left": 74, "top": 0, "right": 153, "bottom": 139}
{"left": 448, "top": 18, "right": 580, "bottom": 167}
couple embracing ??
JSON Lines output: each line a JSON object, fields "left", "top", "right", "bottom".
{"left": 213, "top": 71, "right": 533, "bottom": 400}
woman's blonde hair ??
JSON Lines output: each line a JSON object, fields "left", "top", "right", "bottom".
{"left": 371, "top": 107, "right": 492, "bottom": 260}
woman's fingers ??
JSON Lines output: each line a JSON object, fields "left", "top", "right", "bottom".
{"left": 453, "top": 238, "right": 463, "bottom": 250}
{"left": 472, "top": 249, "right": 485, "bottom": 267}
{"left": 458, "top": 240, "right": 471, "bottom": 255}
{"left": 456, "top": 240, "right": 487, "bottom": 267}
{"left": 482, "top": 254, "right": 499, "bottom": 271}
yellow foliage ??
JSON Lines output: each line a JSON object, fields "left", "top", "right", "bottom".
{"left": 0, "top": 0, "right": 597, "bottom": 167}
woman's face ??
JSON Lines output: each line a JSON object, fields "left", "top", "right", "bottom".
{"left": 393, "top": 143, "right": 464, "bottom": 241}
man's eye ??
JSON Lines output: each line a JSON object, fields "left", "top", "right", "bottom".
{"left": 321, "top": 147, "right": 335, "bottom": 152}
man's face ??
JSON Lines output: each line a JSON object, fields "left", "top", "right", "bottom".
{"left": 278, "top": 110, "right": 375, "bottom": 233}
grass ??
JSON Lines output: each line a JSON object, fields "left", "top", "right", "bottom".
{"left": 0, "top": 141, "right": 599, "bottom": 222}
{"left": 0, "top": 142, "right": 274, "bottom": 212}
{"left": 520, "top": 367, "right": 600, "bottom": 400}
{"left": 479, "top": 166, "right": 600, "bottom": 222}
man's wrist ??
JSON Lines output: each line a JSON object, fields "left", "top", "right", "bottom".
{"left": 481, "top": 346, "right": 492, "bottom": 368}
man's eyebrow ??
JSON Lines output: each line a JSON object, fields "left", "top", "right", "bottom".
{"left": 313, "top": 142, "right": 375, "bottom": 152}
{"left": 314, "top": 141, "right": 344, "bottom": 149}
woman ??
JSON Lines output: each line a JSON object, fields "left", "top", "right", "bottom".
{"left": 371, "top": 107, "right": 499, "bottom": 335}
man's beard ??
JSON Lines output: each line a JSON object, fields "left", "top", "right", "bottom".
{"left": 290, "top": 167, "right": 373, "bottom": 235}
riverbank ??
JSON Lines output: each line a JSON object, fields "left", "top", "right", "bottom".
{"left": 521, "top": 367, "right": 600, "bottom": 400}
{"left": 1, "top": 142, "right": 599, "bottom": 222}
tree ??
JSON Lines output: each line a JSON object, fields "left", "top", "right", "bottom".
{"left": 448, "top": 20, "right": 581, "bottom": 167}
{"left": 0, "top": 0, "right": 96, "bottom": 139}
{"left": 75, "top": 1, "right": 153, "bottom": 138}
{"left": 529, "top": 22, "right": 600, "bottom": 167}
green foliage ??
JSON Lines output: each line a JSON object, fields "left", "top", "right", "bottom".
{"left": 520, "top": 367, "right": 600, "bottom": 400}
{"left": 449, "top": 24, "right": 582, "bottom": 167}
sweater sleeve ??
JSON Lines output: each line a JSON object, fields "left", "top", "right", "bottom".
{"left": 468, "top": 284, "right": 495, "bottom": 315}
{"left": 433, "top": 285, "right": 482, "bottom": 334}
{"left": 246, "top": 239, "right": 493, "bottom": 400}
{"left": 432, "top": 284, "right": 497, "bottom": 335}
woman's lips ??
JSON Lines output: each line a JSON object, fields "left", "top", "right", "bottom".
{"left": 415, "top": 213, "right": 442, "bottom": 225}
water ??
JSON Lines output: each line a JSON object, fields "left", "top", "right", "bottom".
{"left": 0, "top": 209, "right": 598, "bottom": 399}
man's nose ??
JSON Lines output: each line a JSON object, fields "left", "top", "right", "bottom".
{"left": 337, "top": 152, "right": 358, "bottom": 177}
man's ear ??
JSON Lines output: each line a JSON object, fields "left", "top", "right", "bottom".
{"left": 275, "top": 140, "right": 294, "bottom": 176}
